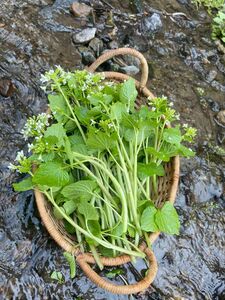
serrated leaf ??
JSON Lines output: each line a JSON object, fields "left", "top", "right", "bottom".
{"left": 48, "top": 94, "right": 69, "bottom": 123}
{"left": 119, "top": 78, "right": 137, "bottom": 111}
{"left": 13, "top": 177, "right": 33, "bottom": 192}
{"left": 61, "top": 180, "right": 98, "bottom": 202}
{"left": 50, "top": 271, "right": 64, "bottom": 283}
{"left": 33, "top": 162, "right": 70, "bottom": 187}
{"left": 110, "top": 102, "right": 127, "bottom": 121}
{"left": 137, "top": 162, "right": 165, "bottom": 178}
{"left": 87, "top": 130, "right": 116, "bottom": 151}
{"left": 178, "top": 144, "right": 195, "bottom": 157}
{"left": 155, "top": 202, "right": 180, "bottom": 235}
{"left": 163, "top": 127, "right": 182, "bottom": 145}
{"left": 63, "top": 200, "right": 77, "bottom": 215}
{"left": 140, "top": 206, "right": 158, "bottom": 232}
{"left": 77, "top": 202, "right": 99, "bottom": 220}
{"left": 45, "top": 123, "right": 66, "bottom": 147}
{"left": 63, "top": 252, "right": 76, "bottom": 279}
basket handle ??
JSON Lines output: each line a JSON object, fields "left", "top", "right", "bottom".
{"left": 77, "top": 248, "right": 157, "bottom": 295}
{"left": 87, "top": 48, "right": 149, "bottom": 89}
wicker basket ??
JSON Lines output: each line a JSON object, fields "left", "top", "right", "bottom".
{"left": 34, "top": 48, "right": 180, "bottom": 295}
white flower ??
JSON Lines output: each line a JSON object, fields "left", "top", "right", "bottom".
{"left": 40, "top": 74, "right": 48, "bottom": 84}
{"left": 183, "top": 123, "right": 188, "bottom": 128}
{"left": 169, "top": 102, "right": 174, "bottom": 107}
{"left": 152, "top": 107, "right": 156, "bottom": 111}
{"left": 108, "top": 123, "right": 113, "bottom": 128}
{"left": 15, "top": 150, "right": 25, "bottom": 162}
{"left": 176, "top": 113, "right": 180, "bottom": 120}
{"left": 90, "top": 119, "right": 96, "bottom": 126}
{"left": 8, "top": 163, "right": 17, "bottom": 170}
{"left": 28, "top": 143, "right": 34, "bottom": 152}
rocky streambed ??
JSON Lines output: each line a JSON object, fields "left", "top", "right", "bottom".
{"left": 0, "top": 0, "right": 224, "bottom": 299}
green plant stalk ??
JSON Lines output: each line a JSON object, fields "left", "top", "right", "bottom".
{"left": 117, "top": 143, "right": 142, "bottom": 234}
{"left": 56, "top": 83, "right": 86, "bottom": 142}
{"left": 73, "top": 153, "right": 129, "bottom": 233}
{"left": 44, "top": 190, "right": 145, "bottom": 258}
{"left": 73, "top": 214, "right": 84, "bottom": 252}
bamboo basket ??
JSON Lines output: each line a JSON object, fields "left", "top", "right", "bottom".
{"left": 34, "top": 48, "right": 180, "bottom": 295}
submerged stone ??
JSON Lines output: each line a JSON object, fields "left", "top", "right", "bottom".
{"left": 72, "top": 28, "right": 97, "bottom": 44}
{"left": 71, "top": 2, "right": 92, "bottom": 17}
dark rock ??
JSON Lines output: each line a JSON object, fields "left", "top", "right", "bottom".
{"left": 120, "top": 65, "right": 139, "bottom": 76}
{"left": 88, "top": 38, "right": 103, "bottom": 55}
{"left": 71, "top": 2, "right": 92, "bottom": 17}
{"left": 0, "top": 79, "right": 16, "bottom": 97}
{"left": 108, "top": 40, "right": 119, "bottom": 49}
{"left": 142, "top": 13, "right": 163, "bottom": 35}
{"left": 72, "top": 28, "right": 96, "bottom": 44}
{"left": 78, "top": 46, "right": 95, "bottom": 65}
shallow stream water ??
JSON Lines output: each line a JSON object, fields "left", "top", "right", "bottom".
{"left": 0, "top": 0, "right": 224, "bottom": 299}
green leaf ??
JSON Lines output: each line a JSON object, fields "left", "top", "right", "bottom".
{"left": 106, "top": 268, "right": 124, "bottom": 279}
{"left": 77, "top": 202, "right": 99, "bottom": 220}
{"left": 63, "top": 200, "right": 77, "bottom": 215}
{"left": 87, "top": 130, "right": 116, "bottom": 151}
{"left": 119, "top": 78, "right": 137, "bottom": 111}
{"left": 163, "top": 127, "right": 182, "bottom": 145}
{"left": 61, "top": 180, "right": 98, "bottom": 202}
{"left": 63, "top": 252, "right": 76, "bottom": 279}
{"left": 74, "top": 106, "right": 89, "bottom": 125}
{"left": 50, "top": 271, "right": 64, "bottom": 283}
{"left": 141, "top": 206, "right": 158, "bottom": 232}
{"left": 110, "top": 102, "right": 127, "bottom": 121}
{"left": 88, "top": 92, "right": 113, "bottom": 106}
{"left": 155, "top": 202, "right": 180, "bottom": 235}
{"left": 71, "top": 144, "right": 89, "bottom": 155}
{"left": 53, "top": 206, "right": 65, "bottom": 220}
{"left": 137, "top": 162, "right": 165, "bottom": 178}
{"left": 146, "top": 147, "right": 176, "bottom": 162}
{"left": 33, "top": 162, "right": 70, "bottom": 187}
{"left": 178, "top": 144, "right": 195, "bottom": 157}
{"left": 86, "top": 220, "right": 101, "bottom": 246}
{"left": 45, "top": 123, "right": 66, "bottom": 147}
{"left": 111, "top": 223, "right": 123, "bottom": 237}
{"left": 64, "top": 220, "right": 76, "bottom": 234}
{"left": 48, "top": 94, "right": 69, "bottom": 123}
{"left": 13, "top": 177, "right": 33, "bottom": 191}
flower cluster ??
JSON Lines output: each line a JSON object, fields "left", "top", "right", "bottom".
{"left": 21, "top": 113, "right": 51, "bottom": 140}
{"left": 8, "top": 150, "right": 31, "bottom": 174}
{"left": 183, "top": 126, "right": 197, "bottom": 142}
{"left": 148, "top": 96, "right": 180, "bottom": 122}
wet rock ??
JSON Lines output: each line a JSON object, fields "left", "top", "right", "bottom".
{"left": 71, "top": 2, "right": 92, "bottom": 17}
{"left": 215, "top": 110, "right": 225, "bottom": 127}
{"left": 88, "top": 38, "right": 103, "bottom": 55}
{"left": 78, "top": 46, "right": 95, "bottom": 65}
{"left": 72, "top": 28, "right": 96, "bottom": 44}
{"left": 142, "top": 13, "right": 163, "bottom": 35}
{"left": 207, "top": 70, "right": 217, "bottom": 82}
{"left": 108, "top": 40, "right": 118, "bottom": 49}
{"left": 0, "top": 79, "right": 15, "bottom": 97}
{"left": 120, "top": 65, "right": 139, "bottom": 76}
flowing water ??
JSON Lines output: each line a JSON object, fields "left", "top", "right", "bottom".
{"left": 0, "top": 0, "right": 224, "bottom": 299}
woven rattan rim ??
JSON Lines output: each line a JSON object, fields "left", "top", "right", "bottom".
{"left": 34, "top": 48, "right": 180, "bottom": 294}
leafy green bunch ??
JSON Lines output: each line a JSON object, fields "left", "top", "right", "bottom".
{"left": 11, "top": 67, "right": 196, "bottom": 270}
